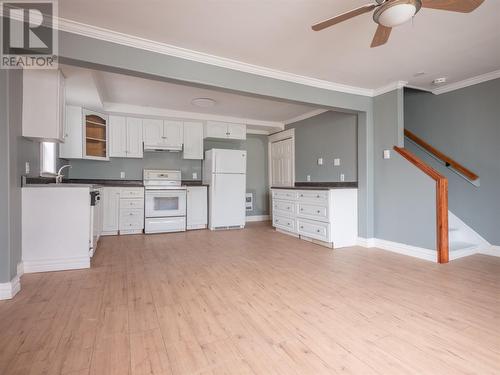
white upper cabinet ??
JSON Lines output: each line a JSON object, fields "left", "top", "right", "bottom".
{"left": 183, "top": 121, "right": 204, "bottom": 160}
{"left": 205, "top": 121, "right": 246, "bottom": 140}
{"left": 126, "top": 118, "right": 143, "bottom": 158}
{"left": 143, "top": 119, "right": 183, "bottom": 151}
{"left": 22, "top": 69, "right": 65, "bottom": 142}
{"left": 109, "top": 115, "right": 127, "bottom": 158}
{"left": 163, "top": 120, "right": 183, "bottom": 149}
{"left": 109, "top": 116, "right": 143, "bottom": 158}
{"left": 60, "top": 105, "right": 83, "bottom": 159}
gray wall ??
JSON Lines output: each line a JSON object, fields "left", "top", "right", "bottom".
{"left": 373, "top": 89, "right": 437, "bottom": 249}
{"left": 285, "top": 111, "right": 357, "bottom": 182}
{"left": 0, "top": 69, "right": 24, "bottom": 283}
{"left": 405, "top": 81, "right": 500, "bottom": 245}
{"left": 67, "top": 153, "right": 201, "bottom": 181}
{"left": 204, "top": 134, "right": 269, "bottom": 216}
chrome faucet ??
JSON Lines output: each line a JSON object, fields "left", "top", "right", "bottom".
{"left": 56, "top": 164, "right": 72, "bottom": 184}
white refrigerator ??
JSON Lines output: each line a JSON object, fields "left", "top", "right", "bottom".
{"left": 203, "top": 149, "right": 247, "bottom": 230}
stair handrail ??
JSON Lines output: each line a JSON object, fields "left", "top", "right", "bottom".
{"left": 404, "top": 129, "right": 479, "bottom": 183}
{"left": 394, "top": 146, "right": 449, "bottom": 264}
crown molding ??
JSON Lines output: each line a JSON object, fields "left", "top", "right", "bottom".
{"left": 431, "top": 70, "right": 500, "bottom": 95}
{"left": 283, "top": 109, "right": 329, "bottom": 125}
{"left": 56, "top": 18, "right": 380, "bottom": 97}
{"left": 372, "top": 81, "right": 408, "bottom": 96}
{"left": 102, "top": 102, "right": 284, "bottom": 130}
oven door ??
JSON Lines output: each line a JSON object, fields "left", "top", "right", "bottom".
{"left": 145, "top": 190, "right": 186, "bottom": 218}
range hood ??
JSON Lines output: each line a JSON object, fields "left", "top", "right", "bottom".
{"left": 144, "top": 144, "right": 182, "bottom": 152}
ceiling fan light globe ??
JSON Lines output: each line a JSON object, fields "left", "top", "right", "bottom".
{"left": 378, "top": 4, "right": 417, "bottom": 27}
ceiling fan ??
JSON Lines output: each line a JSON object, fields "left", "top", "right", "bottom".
{"left": 311, "top": 0, "right": 484, "bottom": 47}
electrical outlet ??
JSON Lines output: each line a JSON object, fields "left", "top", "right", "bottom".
{"left": 334, "top": 158, "right": 341, "bottom": 166}
{"left": 192, "top": 172, "right": 198, "bottom": 180}
{"left": 306, "top": 175, "right": 311, "bottom": 182}
{"left": 317, "top": 158, "right": 323, "bottom": 166}
{"left": 120, "top": 171, "right": 125, "bottom": 179}
{"left": 383, "top": 149, "right": 391, "bottom": 159}
{"left": 340, "top": 173, "right": 345, "bottom": 182}
{"left": 25, "top": 162, "right": 30, "bottom": 175}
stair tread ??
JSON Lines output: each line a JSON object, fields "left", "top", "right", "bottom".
{"left": 450, "top": 241, "right": 478, "bottom": 251}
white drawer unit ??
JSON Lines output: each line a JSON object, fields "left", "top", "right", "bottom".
{"left": 271, "top": 188, "right": 358, "bottom": 248}
{"left": 297, "top": 218, "right": 329, "bottom": 242}
{"left": 296, "top": 202, "right": 329, "bottom": 222}
{"left": 120, "top": 198, "right": 144, "bottom": 209}
{"left": 272, "top": 189, "right": 295, "bottom": 201}
{"left": 145, "top": 217, "right": 186, "bottom": 234}
{"left": 273, "top": 215, "right": 295, "bottom": 232}
{"left": 273, "top": 199, "right": 296, "bottom": 217}
{"left": 120, "top": 188, "right": 145, "bottom": 199}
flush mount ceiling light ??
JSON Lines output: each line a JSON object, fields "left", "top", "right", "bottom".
{"left": 311, "top": 0, "right": 484, "bottom": 47}
{"left": 373, "top": 0, "right": 421, "bottom": 27}
{"left": 191, "top": 98, "right": 216, "bottom": 108}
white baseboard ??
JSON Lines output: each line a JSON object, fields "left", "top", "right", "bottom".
{"left": 17, "top": 261, "right": 24, "bottom": 277}
{"left": 357, "top": 237, "right": 436, "bottom": 262}
{"left": 246, "top": 215, "right": 270, "bottom": 222}
{"left": 479, "top": 245, "right": 500, "bottom": 257}
{"left": 0, "top": 275, "right": 21, "bottom": 300}
{"left": 23, "top": 257, "right": 90, "bottom": 274}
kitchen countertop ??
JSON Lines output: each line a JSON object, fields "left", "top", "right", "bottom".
{"left": 271, "top": 182, "right": 358, "bottom": 190}
{"left": 24, "top": 177, "right": 208, "bottom": 188}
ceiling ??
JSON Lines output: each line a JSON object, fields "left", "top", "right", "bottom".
{"left": 61, "top": 64, "right": 323, "bottom": 131}
{"left": 58, "top": 0, "right": 500, "bottom": 92}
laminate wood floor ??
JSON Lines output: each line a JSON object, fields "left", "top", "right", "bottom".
{"left": 1, "top": 222, "right": 499, "bottom": 374}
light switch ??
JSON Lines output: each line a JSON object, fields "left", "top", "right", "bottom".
{"left": 317, "top": 158, "right": 323, "bottom": 166}
{"left": 383, "top": 149, "right": 391, "bottom": 159}
{"left": 192, "top": 172, "right": 198, "bottom": 179}
{"left": 334, "top": 158, "right": 341, "bottom": 166}
{"left": 306, "top": 175, "right": 311, "bottom": 182}
{"left": 120, "top": 171, "right": 126, "bottom": 179}
{"left": 340, "top": 173, "right": 345, "bottom": 182}
{"left": 25, "top": 162, "right": 30, "bottom": 175}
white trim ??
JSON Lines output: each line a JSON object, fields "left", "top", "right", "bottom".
{"left": 23, "top": 257, "right": 90, "bottom": 273}
{"left": 268, "top": 128, "right": 295, "bottom": 143}
{"left": 268, "top": 128, "right": 296, "bottom": 190}
{"left": 103, "top": 102, "right": 284, "bottom": 130}
{"left": 373, "top": 81, "right": 408, "bottom": 96}
{"left": 246, "top": 128, "right": 271, "bottom": 135}
{"left": 357, "top": 237, "right": 436, "bottom": 262}
{"left": 246, "top": 215, "right": 270, "bottom": 222}
{"left": 0, "top": 276, "right": 21, "bottom": 300}
{"left": 283, "top": 109, "right": 329, "bottom": 125}
{"left": 57, "top": 18, "right": 376, "bottom": 97}
{"left": 432, "top": 70, "right": 500, "bottom": 95}
{"left": 17, "top": 261, "right": 24, "bottom": 278}
{"left": 479, "top": 245, "right": 500, "bottom": 258}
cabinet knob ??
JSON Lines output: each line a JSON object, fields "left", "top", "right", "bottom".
{"left": 300, "top": 226, "right": 304, "bottom": 229}
{"left": 317, "top": 229, "right": 321, "bottom": 233}
{"left": 300, "top": 208, "right": 304, "bottom": 211}
{"left": 317, "top": 210, "right": 320, "bottom": 213}
{"left": 316, "top": 195, "right": 320, "bottom": 198}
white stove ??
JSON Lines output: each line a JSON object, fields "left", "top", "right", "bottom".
{"left": 143, "top": 169, "right": 186, "bottom": 233}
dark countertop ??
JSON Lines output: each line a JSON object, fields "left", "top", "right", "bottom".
{"left": 271, "top": 182, "right": 358, "bottom": 190}
{"left": 24, "top": 177, "right": 208, "bottom": 188}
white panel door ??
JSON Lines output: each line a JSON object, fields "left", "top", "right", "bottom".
{"left": 126, "top": 117, "right": 143, "bottom": 158}
{"left": 163, "top": 120, "right": 183, "bottom": 148}
{"left": 211, "top": 173, "right": 246, "bottom": 228}
{"left": 102, "top": 188, "right": 120, "bottom": 233}
{"left": 227, "top": 123, "right": 246, "bottom": 140}
{"left": 59, "top": 105, "right": 83, "bottom": 159}
{"left": 271, "top": 138, "right": 293, "bottom": 187}
{"left": 109, "top": 115, "right": 127, "bottom": 158}
{"left": 143, "top": 119, "right": 163, "bottom": 147}
{"left": 183, "top": 121, "right": 204, "bottom": 159}
{"left": 214, "top": 149, "right": 247, "bottom": 174}
{"left": 205, "top": 121, "right": 228, "bottom": 138}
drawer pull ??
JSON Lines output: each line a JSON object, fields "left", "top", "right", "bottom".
{"left": 300, "top": 194, "right": 304, "bottom": 197}
{"left": 317, "top": 229, "right": 321, "bottom": 233}
{"left": 287, "top": 207, "right": 290, "bottom": 210}
{"left": 316, "top": 194, "right": 320, "bottom": 198}
{"left": 317, "top": 210, "right": 321, "bottom": 213}
{"left": 300, "top": 226, "right": 304, "bottom": 229}
{"left": 300, "top": 208, "right": 304, "bottom": 211}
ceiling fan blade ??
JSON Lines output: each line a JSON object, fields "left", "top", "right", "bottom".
{"left": 371, "top": 25, "right": 392, "bottom": 48}
{"left": 312, "top": 4, "right": 377, "bottom": 31}
{"left": 421, "top": 0, "right": 484, "bottom": 12}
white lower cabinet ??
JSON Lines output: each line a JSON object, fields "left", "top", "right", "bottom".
{"left": 102, "top": 187, "right": 144, "bottom": 235}
{"left": 187, "top": 186, "right": 208, "bottom": 230}
{"left": 271, "top": 188, "right": 358, "bottom": 248}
